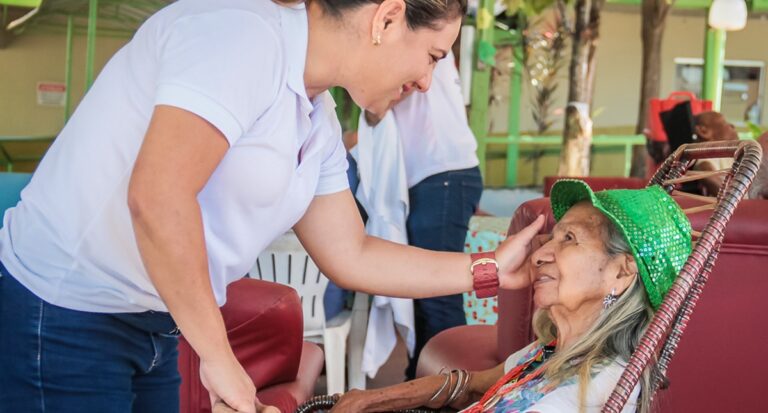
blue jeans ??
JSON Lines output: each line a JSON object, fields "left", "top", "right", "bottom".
{"left": 0, "top": 266, "right": 181, "bottom": 412}
{"left": 405, "top": 166, "right": 483, "bottom": 379}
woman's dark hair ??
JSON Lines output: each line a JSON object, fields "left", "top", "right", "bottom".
{"left": 310, "top": 0, "right": 467, "bottom": 30}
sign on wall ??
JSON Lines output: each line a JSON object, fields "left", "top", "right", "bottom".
{"left": 36, "top": 82, "right": 66, "bottom": 107}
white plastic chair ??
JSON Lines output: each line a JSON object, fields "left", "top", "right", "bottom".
{"left": 251, "top": 231, "right": 352, "bottom": 395}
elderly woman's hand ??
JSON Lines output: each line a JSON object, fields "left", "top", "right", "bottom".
{"left": 329, "top": 389, "right": 370, "bottom": 413}
{"left": 495, "top": 215, "right": 546, "bottom": 290}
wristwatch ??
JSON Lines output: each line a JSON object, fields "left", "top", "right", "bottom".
{"left": 470, "top": 252, "right": 500, "bottom": 298}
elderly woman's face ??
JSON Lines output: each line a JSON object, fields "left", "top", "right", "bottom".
{"left": 530, "top": 202, "right": 628, "bottom": 313}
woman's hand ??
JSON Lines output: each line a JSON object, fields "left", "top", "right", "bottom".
{"left": 212, "top": 400, "right": 279, "bottom": 413}
{"left": 330, "top": 389, "right": 370, "bottom": 413}
{"left": 200, "top": 354, "right": 257, "bottom": 413}
{"left": 495, "top": 215, "right": 546, "bottom": 290}
{"left": 212, "top": 400, "right": 280, "bottom": 413}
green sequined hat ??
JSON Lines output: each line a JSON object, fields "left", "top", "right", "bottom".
{"left": 550, "top": 179, "right": 692, "bottom": 310}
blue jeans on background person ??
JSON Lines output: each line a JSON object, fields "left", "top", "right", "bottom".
{"left": 0, "top": 264, "right": 181, "bottom": 413}
{"left": 405, "top": 166, "right": 483, "bottom": 379}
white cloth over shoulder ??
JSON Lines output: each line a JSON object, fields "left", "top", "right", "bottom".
{"left": 352, "top": 112, "right": 415, "bottom": 378}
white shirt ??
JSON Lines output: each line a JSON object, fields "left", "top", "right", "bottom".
{"left": 352, "top": 112, "right": 415, "bottom": 378}
{"left": 392, "top": 52, "right": 479, "bottom": 188}
{"left": 0, "top": 0, "right": 348, "bottom": 313}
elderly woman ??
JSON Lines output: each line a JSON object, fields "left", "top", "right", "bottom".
{"left": 330, "top": 180, "right": 692, "bottom": 413}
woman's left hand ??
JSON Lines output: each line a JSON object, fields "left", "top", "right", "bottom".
{"left": 495, "top": 215, "right": 546, "bottom": 290}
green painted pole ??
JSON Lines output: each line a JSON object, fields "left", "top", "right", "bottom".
{"left": 505, "top": 30, "right": 524, "bottom": 187}
{"left": 624, "top": 142, "right": 632, "bottom": 177}
{"left": 85, "top": 0, "right": 98, "bottom": 90}
{"left": 702, "top": 26, "right": 726, "bottom": 111}
{"left": 468, "top": 0, "right": 495, "bottom": 179}
{"left": 64, "top": 14, "right": 74, "bottom": 121}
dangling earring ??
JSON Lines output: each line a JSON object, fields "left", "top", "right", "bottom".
{"left": 372, "top": 33, "right": 382, "bottom": 46}
{"left": 603, "top": 288, "right": 618, "bottom": 309}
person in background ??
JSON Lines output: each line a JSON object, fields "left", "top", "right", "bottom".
{"left": 343, "top": 52, "right": 482, "bottom": 379}
{"left": 691, "top": 111, "right": 740, "bottom": 196}
{"left": 747, "top": 132, "right": 768, "bottom": 200}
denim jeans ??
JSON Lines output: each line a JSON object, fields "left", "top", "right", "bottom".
{"left": 0, "top": 265, "right": 181, "bottom": 412}
{"left": 405, "top": 166, "right": 482, "bottom": 379}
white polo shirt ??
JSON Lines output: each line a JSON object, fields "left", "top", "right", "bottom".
{"left": 0, "top": 0, "right": 349, "bottom": 313}
{"left": 392, "top": 52, "right": 479, "bottom": 188}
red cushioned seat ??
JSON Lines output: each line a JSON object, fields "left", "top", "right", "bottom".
{"left": 179, "top": 278, "right": 323, "bottom": 413}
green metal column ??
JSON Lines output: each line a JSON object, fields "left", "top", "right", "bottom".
{"left": 505, "top": 30, "right": 524, "bottom": 187}
{"left": 702, "top": 27, "right": 726, "bottom": 111}
{"left": 468, "top": 0, "right": 495, "bottom": 179}
{"left": 85, "top": 0, "right": 98, "bottom": 90}
{"left": 64, "top": 14, "right": 74, "bottom": 121}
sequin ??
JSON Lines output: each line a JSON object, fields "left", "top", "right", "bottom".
{"left": 550, "top": 180, "right": 692, "bottom": 309}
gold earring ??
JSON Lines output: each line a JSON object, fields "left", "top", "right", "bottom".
{"left": 373, "top": 33, "right": 381, "bottom": 46}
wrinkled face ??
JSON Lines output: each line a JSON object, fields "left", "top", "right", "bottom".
{"left": 530, "top": 203, "right": 628, "bottom": 314}
{"left": 343, "top": 4, "right": 461, "bottom": 114}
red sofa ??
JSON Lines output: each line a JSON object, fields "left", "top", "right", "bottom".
{"left": 178, "top": 278, "right": 324, "bottom": 413}
{"left": 418, "top": 197, "right": 768, "bottom": 412}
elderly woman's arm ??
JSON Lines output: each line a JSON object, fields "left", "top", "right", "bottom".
{"left": 330, "top": 364, "right": 505, "bottom": 413}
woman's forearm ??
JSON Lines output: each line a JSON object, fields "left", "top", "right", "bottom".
{"left": 129, "top": 194, "right": 232, "bottom": 362}
{"left": 333, "top": 364, "right": 505, "bottom": 413}
{"left": 295, "top": 191, "right": 544, "bottom": 298}
{"left": 334, "top": 375, "right": 452, "bottom": 412}
{"left": 341, "top": 236, "right": 473, "bottom": 298}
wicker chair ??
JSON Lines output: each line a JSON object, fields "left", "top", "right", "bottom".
{"left": 294, "top": 140, "right": 762, "bottom": 413}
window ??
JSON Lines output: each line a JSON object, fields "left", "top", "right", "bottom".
{"left": 675, "top": 58, "right": 764, "bottom": 126}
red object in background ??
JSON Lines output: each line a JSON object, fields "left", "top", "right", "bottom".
{"left": 648, "top": 91, "right": 713, "bottom": 142}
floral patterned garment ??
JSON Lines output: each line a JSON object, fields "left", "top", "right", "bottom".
{"left": 490, "top": 343, "right": 570, "bottom": 413}
{"left": 462, "top": 342, "right": 634, "bottom": 413}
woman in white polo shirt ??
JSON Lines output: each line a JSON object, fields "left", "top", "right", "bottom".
{"left": 0, "top": 1, "right": 543, "bottom": 412}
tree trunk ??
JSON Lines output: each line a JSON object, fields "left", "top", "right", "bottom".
{"left": 630, "top": 0, "right": 675, "bottom": 178}
{"left": 558, "top": 0, "right": 605, "bottom": 176}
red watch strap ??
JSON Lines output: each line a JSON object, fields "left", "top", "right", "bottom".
{"left": 471, "top": 252, "right": 499, "bottom": 298}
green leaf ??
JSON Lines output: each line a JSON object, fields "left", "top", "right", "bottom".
{"left": 746, "top": 121, "right": 764, "bottom": 138}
